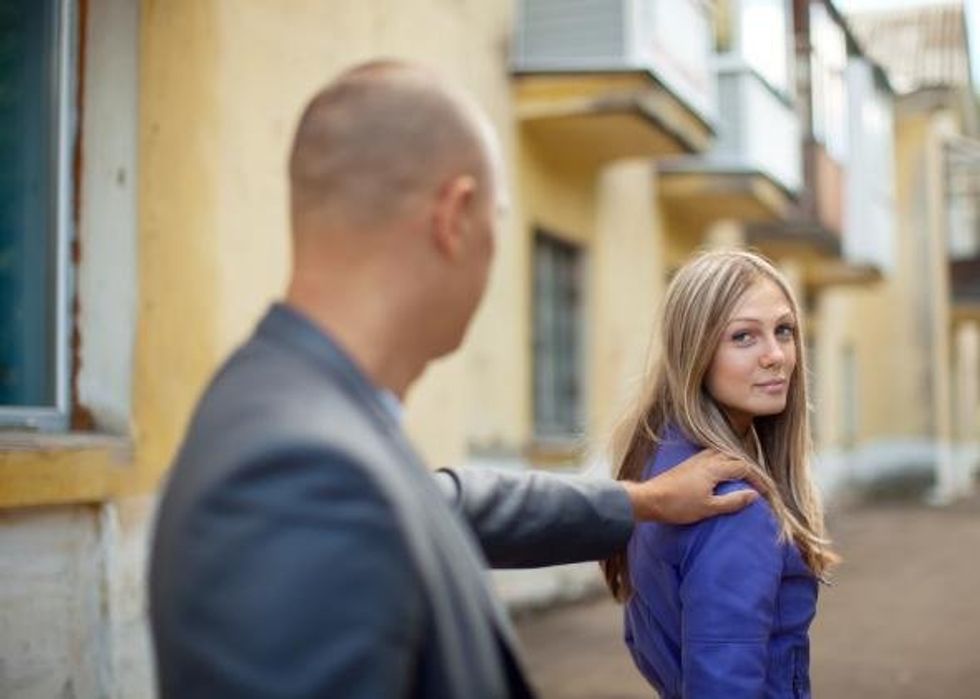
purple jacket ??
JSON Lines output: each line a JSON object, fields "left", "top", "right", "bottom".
{"left": 624, "top": 426, "right": 818, "bottom": 698}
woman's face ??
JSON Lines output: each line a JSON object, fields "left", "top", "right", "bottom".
{"left": 705, "top": 277, "right": 797, "bottom": 434}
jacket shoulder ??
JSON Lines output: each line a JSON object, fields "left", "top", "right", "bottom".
{"left": 647, "top": 426, "right": 701, "bottom": 478}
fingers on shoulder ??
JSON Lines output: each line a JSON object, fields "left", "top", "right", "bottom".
{"left": 709, "top": 487, "right": 760, "bottom": 516}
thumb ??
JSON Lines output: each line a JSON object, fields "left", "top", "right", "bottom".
{"left": 709, "top": 489, "right": 758, "bottom": 515}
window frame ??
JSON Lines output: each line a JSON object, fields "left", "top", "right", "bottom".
{"left": 0, "top": 0, "right": 77, "bottom": 431}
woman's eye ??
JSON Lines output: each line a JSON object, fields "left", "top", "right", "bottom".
{"left": 776, "top": 324, "right": 795, "bottom": 339}
{"left": 732, "top": 331, "right": 752, "bottom": 344}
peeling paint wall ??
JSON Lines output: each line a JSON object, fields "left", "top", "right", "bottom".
{"left": 0, "top": 497, "right": 155, "bottom": 699}
{"left": 0, "top": 506, "right": 107, "bottom": 698}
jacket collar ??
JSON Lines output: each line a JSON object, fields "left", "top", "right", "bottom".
{"left": 255, "top": 302, "right": 401, "bottom": 435}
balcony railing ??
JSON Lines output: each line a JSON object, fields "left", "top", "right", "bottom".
{"left": 513, "top": 0, "right": 717, "bottom": 124}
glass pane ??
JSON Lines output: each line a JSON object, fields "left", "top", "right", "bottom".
{"left": 533, "top": 237, "right": 554, "bottom": 430}
{"left": 532, "top": 234, "right": 583, "bottom": 437}
{"left": 740, "top": 0, "right": 789, "bottom": 91}
{"left": 0, "top": 0, "right": 59, "bottom": 407}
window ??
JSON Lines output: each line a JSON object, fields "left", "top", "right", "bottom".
{"left": 0, "top": 0, "right": 75, "bottom": 430}
{"left": 533, "top": 232, "right": 584, "bottom": 439}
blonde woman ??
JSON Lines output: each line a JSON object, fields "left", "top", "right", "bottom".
{"left": 602, "top": 250, "right": 838, "bottom": 698}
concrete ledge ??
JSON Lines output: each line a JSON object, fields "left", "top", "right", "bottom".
{"left": 815, "top": 439, "right": 980, "bottom": 503}
{"left": 0, "top": 433, "right": 134, "bottom": 508}
{"left": 492, "top": 563, "right": 606, "bottom": 614}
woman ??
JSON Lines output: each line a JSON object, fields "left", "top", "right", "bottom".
{"left": 602, "top": 250, "right": 838, "bottom": 698}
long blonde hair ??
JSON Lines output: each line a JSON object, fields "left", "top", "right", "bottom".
{"left": 602, "top": 250, "right": 838, "bottom": 601}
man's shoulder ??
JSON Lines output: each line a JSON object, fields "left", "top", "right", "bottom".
{"left": 169, "top": 332, "right": 392, "bottom": 502}
{"left": 198, "top": 332, "right": 363, "bottom": 438}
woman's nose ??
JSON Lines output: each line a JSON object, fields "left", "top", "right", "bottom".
{"left": 760, "top": 337, "right": 785, "bottom": 368}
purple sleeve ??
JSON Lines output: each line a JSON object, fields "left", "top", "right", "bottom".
{"left": 679, "top": 482, "right": 783, "bottom": 698}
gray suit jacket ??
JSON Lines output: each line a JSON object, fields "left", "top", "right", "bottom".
{"left": 149, "top": 304, "right": 635, "bottom": 698}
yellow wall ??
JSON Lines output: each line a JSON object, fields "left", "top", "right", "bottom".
{"left": 135, "top": 1, "right": 224, "bottom": 490}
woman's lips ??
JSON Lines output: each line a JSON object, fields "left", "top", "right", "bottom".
{"left": 755, "top": 379, "right": 787, "bottom": 394}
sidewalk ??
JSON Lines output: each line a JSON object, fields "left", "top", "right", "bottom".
{"left": 515, "top": 487, "right": 980, "bottom": 698}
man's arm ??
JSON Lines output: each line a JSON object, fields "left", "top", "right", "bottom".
{"left": 435, "top": 450, "right": 757, "bottom": 568}
{"left": 435, "top": 466, "right": 635, "bottom": 567}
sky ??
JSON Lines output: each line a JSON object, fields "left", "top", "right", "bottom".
{"left": 836, "top": 0, "right": 980, "bottom": 91}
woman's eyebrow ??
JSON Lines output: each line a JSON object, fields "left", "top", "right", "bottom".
{"left": 726, "top": 311, "right": 796, "bottom": 325}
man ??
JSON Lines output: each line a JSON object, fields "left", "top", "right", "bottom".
{"left": 149, "top": 60, "right": 757, "bottom": 698}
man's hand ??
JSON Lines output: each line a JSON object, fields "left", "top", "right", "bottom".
{"left": 621, "top": 449, "right": 761, "bottom": 524}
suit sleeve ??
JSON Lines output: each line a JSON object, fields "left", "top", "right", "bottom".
{"left": 677, "top": 481, "right": 783, "bottom": 698}
{"left": 170, "top": 448, "right": 424, "bottom": 699}
{"left": 433, "top": 466, "right": 634, "bottom": 567}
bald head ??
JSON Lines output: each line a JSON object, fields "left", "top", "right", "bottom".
{"left": 289, "top": 60, "right": 495, "bottom": 237}
{"left": 285, "top": 62, "right": 506, "bottom": 393}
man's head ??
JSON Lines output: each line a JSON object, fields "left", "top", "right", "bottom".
{"left": 287, "top": 60, "right": 506, "bottom": 361}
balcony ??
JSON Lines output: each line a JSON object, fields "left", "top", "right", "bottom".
{"left": 749, "top": 57, "right": 892, "bottom": 287}
{"left": 659, "top": 58, "right": 801, "bottom": 230}
{"left": 745, "top": 3, "right": 892, "bottom": 288}
{"left": 513, "top": 0, "right": 716, "bottom": 162}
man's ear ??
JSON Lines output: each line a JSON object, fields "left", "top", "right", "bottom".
{"left": 432, "top": 174, "right": 477, "bottom": 260}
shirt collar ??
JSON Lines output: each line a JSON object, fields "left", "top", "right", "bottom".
{"left": 376, "top": 389, "right": 404, "bottom": 425}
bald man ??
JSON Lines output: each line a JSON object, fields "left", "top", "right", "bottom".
{"left": 148, "top": 61, "right": 757, "bottom": 699}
